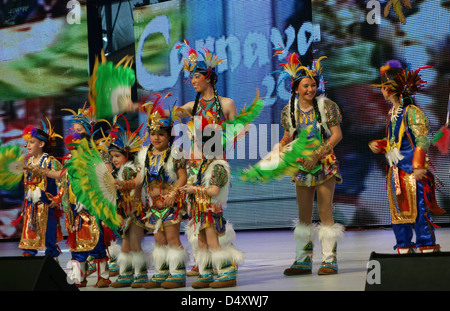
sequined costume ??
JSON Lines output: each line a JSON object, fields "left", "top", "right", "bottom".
{"left": 19, "top": 153, "right": 63, "bottom": 257}
{"left": 137, "top": 146, "right": 186, "bottom": 232}
{"left": 371, "top": 104, "right": 444, "bottom": 253}
{"left": 60, "top": 105, "right": 115, "bottom": 287}
{"left": 61, "top": 166, "right": 112, "bottom": 287}
{"left": 280, "top": 95, "right": 343, "bottom": 187}
{"left": 186, "top": 159, "right": 229, "bottom": 236}
{"left": 113, "top": 162, "right": 145, "bottom": 235}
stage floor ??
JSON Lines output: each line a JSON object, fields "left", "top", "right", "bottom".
{"left": 1, "top": 227, "right": 450, "bottom": 291}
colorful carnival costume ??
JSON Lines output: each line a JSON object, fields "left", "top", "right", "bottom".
{"left": 16, "top": 121, "right": 63, "bottom": 258}
{"left": 62, "top": 107, "right": 117, "bottom": 288}
{"left": 185, "top": 113, "right": 263, "bottom": 288}
{"left": 281, "top": 96, "right": 344, "bottom": 274}
{"left": 370, "top": 61, "right": 445, "bottom": 254}
{"left": 136, "top": 100, "right": 189, "bottom": 289}
{"left": 107, "top": 114, "right": 151, "bottom": 289}
{"left": 242, "top": 52, "right": 345, "bottom": 275}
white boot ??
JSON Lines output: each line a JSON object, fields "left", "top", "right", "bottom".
{"left": 110, "top": 252, "right": 133, "bottom": 288}
{"left": 191, "top": 248, "right": 214, "bottom": 289}
{"left": 161, "top": 246, "right": 189, "bottom": 289}
{"left": 107, "top": 241, "right": 121, "bottom": 277}
{"left": 210, "top": 246, "right": 244, "bottom": 288}
{"left": 131, "top": 251, "right": 150, "bottom": 288}
{"left": 70, "top": 260, "right": 87, "bottom": 287}
{"left": 317, "top": 223, "right": 344, "bottom": 275}
{"left": 284, "top": 222, "right": 314, "bottom": 275}
{"left": 94, "top": 257, "right": 110, "bottom": 287}
{"left": 144, "top": 244, "right": 169, "bottom": 288}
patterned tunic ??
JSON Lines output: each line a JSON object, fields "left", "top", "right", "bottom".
{"left": 186, "top": 159, "right": 229, "bottom": 236}
{"left": 280, "top": 95, "right": 343, "bottom": 186}
{"left": 19, "top": 154, "right": 63, "bottom": 253}
{"left": 113, "top": 162, "right": 145, "bottom": 237}
{"left": 140, "top": 147, "right": 187, "bottom": 231}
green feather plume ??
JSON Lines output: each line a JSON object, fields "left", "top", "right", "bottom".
{"left": 239, "top": 126, "right": 320, "bottom": 183}
{"left": 66, "top": 138, "right": 123, "bottom": 230}
{"left": 0, "top": 145, "right": 25, "bottom": 190}
{"left": 222, "top": 89, "right": 266, "bottom": 149}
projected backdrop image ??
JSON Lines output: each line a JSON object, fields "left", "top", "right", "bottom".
{"left": 132, "top": 0, "right": 449, "bottom": 230}
{"left": 0, "top": 1, "right": 89, "bottom": 239}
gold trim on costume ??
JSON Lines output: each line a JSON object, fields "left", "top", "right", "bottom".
{"left": 19, "top": 202, "right": 48, "bottom": 250}
{"left": 387, "top": 166, "right": 417, "bottom": 224}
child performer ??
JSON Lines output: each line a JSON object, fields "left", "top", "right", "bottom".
{"left": 16, "top": 120, "right": 64, "bottom": 260}
{"left": 276, "top": 52, "right": 344, "bottom": 276}
{"left": 182, "top": 113, "right": 244, "bottom": 289}
{"left": 50, "top": 106, "right": 114, "bottom": 287}
{"left": 137, "top": 103, "right": 188, "bottom": 289}
{"left": 176, "top": 41, "right": 239, "bottom": 276}
{"left": 108, "top": 115, "right": 150, "bottom": 288}
{"left": 369, "top": 60, "right": 445, "bottom": 254}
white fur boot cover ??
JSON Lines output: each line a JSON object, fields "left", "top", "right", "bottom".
{"left": 317, "top": 223, "right": 344, "bottom": 266}
{"left": 292, "top": 221, "right": 314, "bottom": 270}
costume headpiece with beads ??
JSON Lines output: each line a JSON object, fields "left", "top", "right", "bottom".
{"left": 22, "top": 118, "right": 62, "bottom": 143}
{"left": 176, "top": 40, "right": 225, "bottom": 80}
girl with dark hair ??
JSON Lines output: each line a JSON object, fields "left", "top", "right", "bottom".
{"left": 369, "top": 60, "right": 445, "bottom": 254}
{"left": 135, "top": 101, "right": 188, "bottom": 289}
{"left": 176, "top": 42, "right": 237, "bottom": 122}
{"left": 276, "top": 52, "right": 344, "bottom": 276}
{"left": 181, "top": 112, "right": 244, "bottom": 289}
{"left": 16, "top": 120, "right": 64, "bottom": 260}
{"left": 176, "top": 42, "right": 239, "bottom": 278}
{"left": 107, "top": 115, "right": 150, "bottom": 289}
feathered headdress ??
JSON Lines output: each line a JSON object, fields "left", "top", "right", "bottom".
{"left": 141, "top": 93, "right": 185, "bottom": 132}
{"left": 62, "top": 102, "right": 97, "bottom": 135}
{"left": 89, "top": 50, "right": 136, "bottom": 119}
{"left": 108, "top": 114, "right": 147, "bottom": 156}
{"left": 22, "top": 118, "right": 62, "bottom": 143}
{"left": 176, "top": 40, "right": 225, "bottom": 79}
{"left": 64, "top": 133, "right": 83, "bottom": 151}
{"left": 372, "top": 61, "right": 433, "bottom": 97}
{"left": 273, "top": 50, "right": 327, "bottom": 88}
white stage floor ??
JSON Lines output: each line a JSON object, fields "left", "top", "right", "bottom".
{"left": 1, "top": 227, "right": 450, "bottom": 292}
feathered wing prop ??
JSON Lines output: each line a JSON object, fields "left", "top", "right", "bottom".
{"left": 66, "top": 138, "right": 123, "bottom": 230}
{"left": 221, "top": 89, "right": 266, "bottom": 150}
{"left": 239, "top": 126, "right": 320, "bottom": 183}
{"left": 0, "top": 145, "right": 25, "bottom": 190}
{"left": 89, "top": 50, "right": 136, "bottom": 119}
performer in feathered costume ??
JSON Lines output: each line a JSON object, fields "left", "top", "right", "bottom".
{"left": 369, "top": 60, "right": 445, "bottom": 254}
{"left": 14, "top": 119, "right": 64, "bottom": 259}
{"left": 52, "top": 105, "right": 116, "bottom": 288}
{"left": 108, "top": 114, "right": 150, "bottom": 288}
{"left": 176, "top": 40, "right": 237, "bottom": 122}
{"left": 182, "top": 108, "right": 261, "bottom": 289}
{"left": 133, "top": 96, "right": 189, "bottom": 289}
{"left": 176, "top": 41, "right": 243, "bottom": 276}
{"left": 271, "top": 51, "right": 344, "bottom": 276}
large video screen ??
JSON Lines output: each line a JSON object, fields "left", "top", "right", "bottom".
{"left": 0, "top": 1, "right": 89, "bottom": 239}
{"left": 0, "top": 1, "right": 89, "bottom": 100}
{"left": 133, "top": 0, "right": 449, "bottom": 230}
